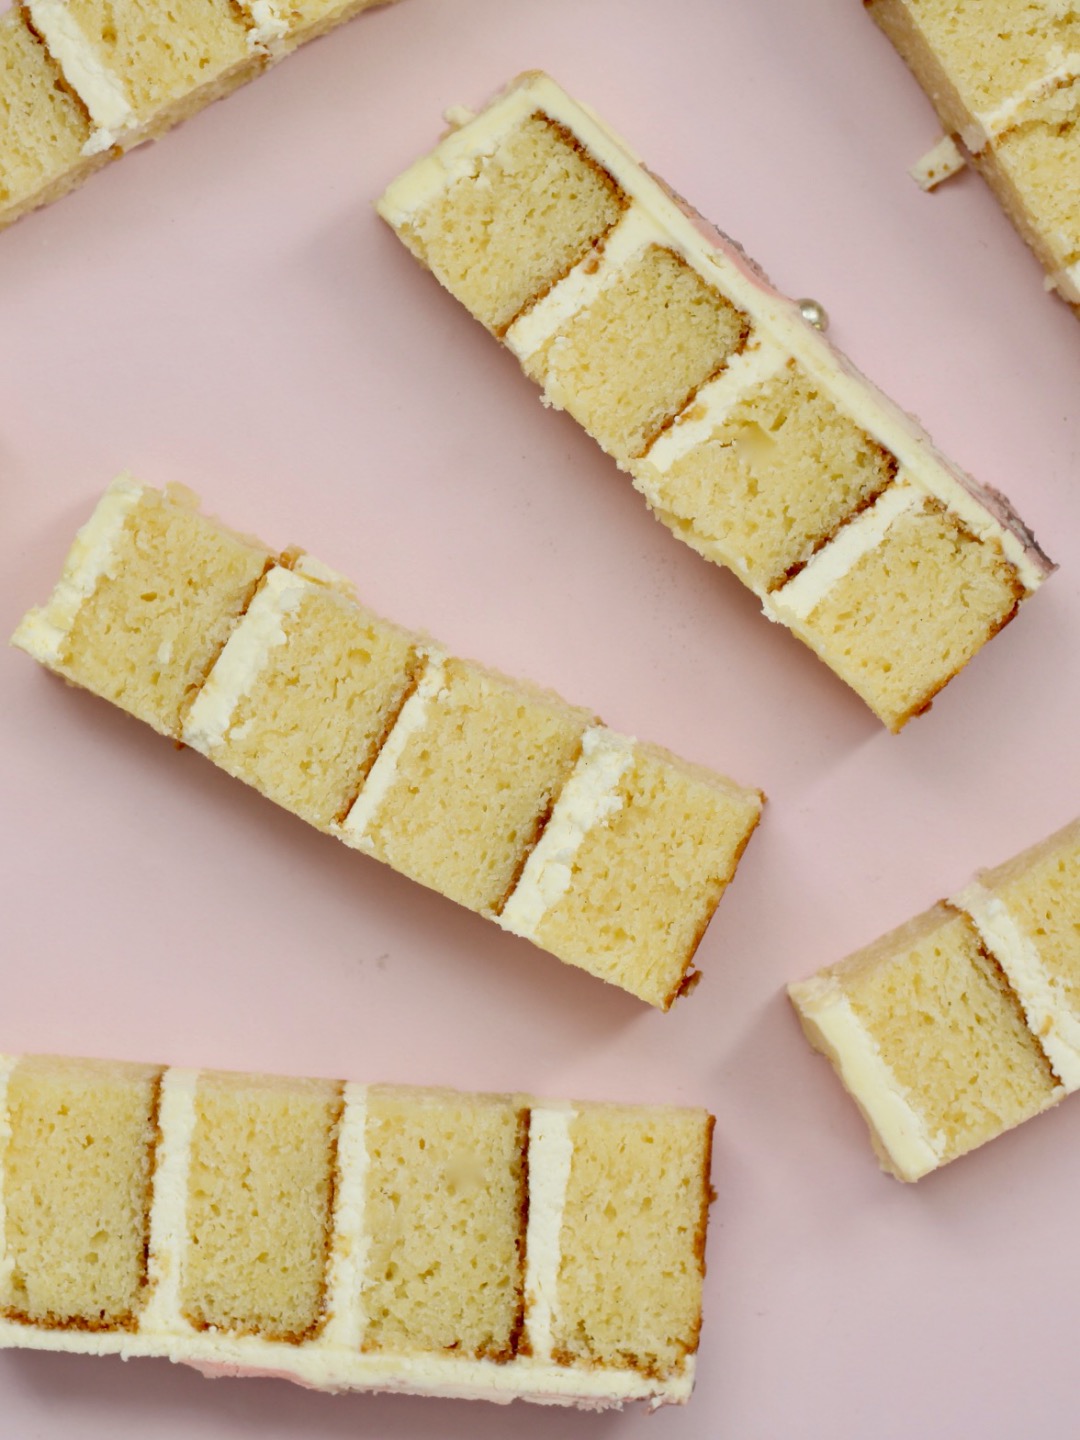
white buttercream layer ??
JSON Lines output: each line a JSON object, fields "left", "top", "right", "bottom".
{"left": 969, "top": 54, "right": 1080, "bottom": 147}
{"left": 25, "top": 0, "right": 136, "bottom": 144}
{"left": 320, "top": 1084, "right": 369, "bottom": 1350}
{"left": 335, "top": 650, "right": 448, "bottom": 848}
{"left": 952, "top": 882, "right": 1080, "bottom": 1092}
{"left": 378, "top": 73, "right": 1049, "bottom": 593}
{"left": 522, "top": 1104, "right": 574, "bottom": 1360}
{"left": 11, "top": 474, "right": 143, "bottom": 666}
{"left": 910, "top": 135, "right": 966, "bottom": 191}
{"left": 500, "top": 728, "right": 635, "bottom": 941}
{"left": 789, "top": 977, "right": 941, "bottom": 1182}
{"left": 182, "top": 566, "right": 309, "bottom": 754}
{"left": 141, "top": 1069, "right": 199, "bottom": 1335}
{"left": 764, "top": 480, "right": 921, "bottom": 624}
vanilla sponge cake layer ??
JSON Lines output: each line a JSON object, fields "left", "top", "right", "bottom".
{"left": 0, "top": 11, "right": 108, "bottom": 229}
{"left": 0, "top": 1054, "right": 713, "bottom": 1410}
{"left": 791, "top": 817, "right": 1080, "bottom": 1180}
{"left": 13, "top": 478, "right": 763, "bottom": 1007}
{"left": 867, "top": 0, "right": 1080, "bottom": 312}
{"left": 378, "top": 72, "right": 1054, "bottom": 731}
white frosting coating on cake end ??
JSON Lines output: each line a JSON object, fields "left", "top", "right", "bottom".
{"left": 141, "top": 1068, "right": 199, "bottom": 1335}
{"left": 24, "top": 0, "right": 136, "bottom": 139}
{"left": 952, "top": 882, "right": 1080, "bottom": 1092}
{"left": 764, "top": 480, "right": 921, "bottom": 624}
{"left": 500, "top": 727, "right": 635, "bottom": 941}
{"left": 523, "top": 1105, "right": 575, "bottom": 1361}
{"left": 789, "top": 976, "right": 941, "bottom": 1182}
{"left": 319, "top": 1083, "right": 370, "bottom": 1350}
{"left": 244, "top": 0, "right": 289, "bottom": 49}
{"left": 335, "top": 650, "right": 448, "bottom": 849}
{"left": 1050, "top": 259, "right": 1080, "bottom": 303}
{"left": 378, "top": 72, "right": 1051, "bottom": 596}
{"left": 910, "top": 135, "right": 966, "bottom": 191}
{"left": 182, "top": 566, "right": 309, "bottom": 755}
{"left": 0, "top": 1057, "right": 16, "bottom": 1298}
{"left": 11, "top": 474, "right": 143, "bottom": 667}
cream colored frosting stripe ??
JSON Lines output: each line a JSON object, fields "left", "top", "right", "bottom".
{"left": 642, "top": 334, "right": 791, "bottom": 473}
{"left": 764, "top": 479, "right": 921, "bottom": 623}
{"left": 11, "top": 474, "right": 143, "bottom": 667}
{"left": 0, "top": 1056, "right": 16, "bottom": 1298}
{"left": 952, "top": 882, "right": 1080, "bottom": 1093}
{"left": 25, "top": 0, "right": 136, "bottom": 149}
{"left": 380, "top": 73, "right": 1048, "bottom": 591}
{"left": 319, "top": 1083, "right": 370, "bottom": 1350}
{"left": 500, "top": 728, "right": 635, "bottom": 941}
{"left": 336, "top": 649, "right": 448, "bottom": 849}
{"left": 140, "top": 1068, "right": 200, "bottom": 1336}
{"left": 182, "top": 566, "right": 309, "bottom": 755}
{"left": 522, "top": 1104, "right": 575, "bottom": 1362}
{"left": 788, "top": 978, "right": 941, "bottom": 1182}
{"left": 504, "top": 206, "right": 663, "bottom": 362}
{"left": 1050, "top": 259, "right": 1080, "bottom": 304}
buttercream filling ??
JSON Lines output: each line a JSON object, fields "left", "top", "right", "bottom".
{"left": 141, "top": 1068, "right": 199, "bottom": 1335}
{"left": 24, "top": 0, "right": 137, "bottom": 141}
{"left": 788, "top": 978, "right": 941, "bottom": 1181}
{"left": 967, "top": 53, "right": 1080, "bottom": 147}
{"left": 521, "top": 1105, "right": 574, "bottom": 1360}
{"left": 378, "top": 73, "right": 1050, "bottom": 594}
{"left": 335, "top": 650, "right": 448, "bottom": 849}
{"left": 910, "top": 135, "right": 966, "bottom": 191}
{"left": 500, "top": 728, "right": 635, "bottom": 941}
{"left": 182, "top": 566, "right": 310, "bottom": 755}
{"left": 319, "top": 1084, "right": 369, "bottom": 1351}
{"left": 763, "top": 479, "right": 921, "bottom": 624}
{"left": 10, "top": 473, "right": 143, "bottom": 667}
{"left": 952, "top": 882, "right": 1080, "bottom": 1093}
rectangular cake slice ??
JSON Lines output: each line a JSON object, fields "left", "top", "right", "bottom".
{"left": 0, "top": 9, "right": 110, "bottom": 229}
{"left": 12, "top": 475, "right": 274, "bottom": 738}
{"left": 0, "top": 1052, "right": 713, "bottom": 1409}
{"left": 13, "top": 479, "right": 763, "bottom": 1007}
{"left": 790, "top": 817, "right": 1080, "bottom": 1180}
{"left": 378, "top": 71, "right": 1054, "bottom": 732}
{"left": 866, "top": 0, "right": 1080, "bottom": 314}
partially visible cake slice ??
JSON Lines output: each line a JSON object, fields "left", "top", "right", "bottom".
{"left": 866, "top": 0, "right": 1080, "bottom": 314}
{"left": 13, "top": 479, "right": 763, "bottom": 1007}
{"left": 0, "top": 10, "right": 110, "bottom": 228}
{"left": 21, "top": 0, "right": 261, "bottom": 155}
{"left": 378, "top": 71, "right": 1054, "bottom": 731}
{"left": 790, "top": 816, "right": 1080, "bottom": 1180}
{"left": 0, "top": 1051, "right": 713, "bottom": 1409}
{"left": 12, "top": 475, "right": 274, "bottom": 738}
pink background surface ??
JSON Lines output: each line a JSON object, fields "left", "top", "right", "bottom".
{"left": 2, "top": 0, "right": 1080, "bottom": 1435}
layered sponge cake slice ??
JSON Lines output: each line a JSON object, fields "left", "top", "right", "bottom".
{"left": 790, "top": 816, "right": 1080, "bottom": 1180}
{"left": 0, "top": 1052, "right": 714, "bottom": 1409}
{"left": 13, "top": 478, "right": 763, "bottom": 1007}
{"left": 866, "top": 0, "right": 1080, "bottom": 314}
{"left": 378, "top": 72, "right": 1053, "bottom": 732}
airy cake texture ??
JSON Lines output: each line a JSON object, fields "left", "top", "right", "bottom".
{"left": 0, "top": 1052, "right": 714, "bottom": 1409}
{"left": 789, "top": 815, "right": 1080, "bottom": 1180}
{"left": 0, "top": 0, "right": 399, "bottom": 228}
{"left": 12, "top": 477, "right": 764, "bottom": 1008}
{"left": 378, "top": 71, "right": 1054, "bottom": 732}
{"left": 866, "top": 0, "right": 1080, "bottom": 315}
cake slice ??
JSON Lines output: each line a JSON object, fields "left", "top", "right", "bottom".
{"left": 13, "top": 479, "right": 763, "bottom": 1007}
{"left": 789, "top": 815, "right": 1080, "bottom": 1180}
{"left": 378, "top": 72, "right": 1054, "bottom": 732}
{"left": 0, "top": 0, "right": 401, "bottom": 228}
{"left": 866, "top": 0, "right": 1080, "bottom": 314}
{"left": 0, "top": 9, "right": 111, "bottom": 229}
{"left": 0, "top": 1051, "right": 714, "bottom": 1409}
